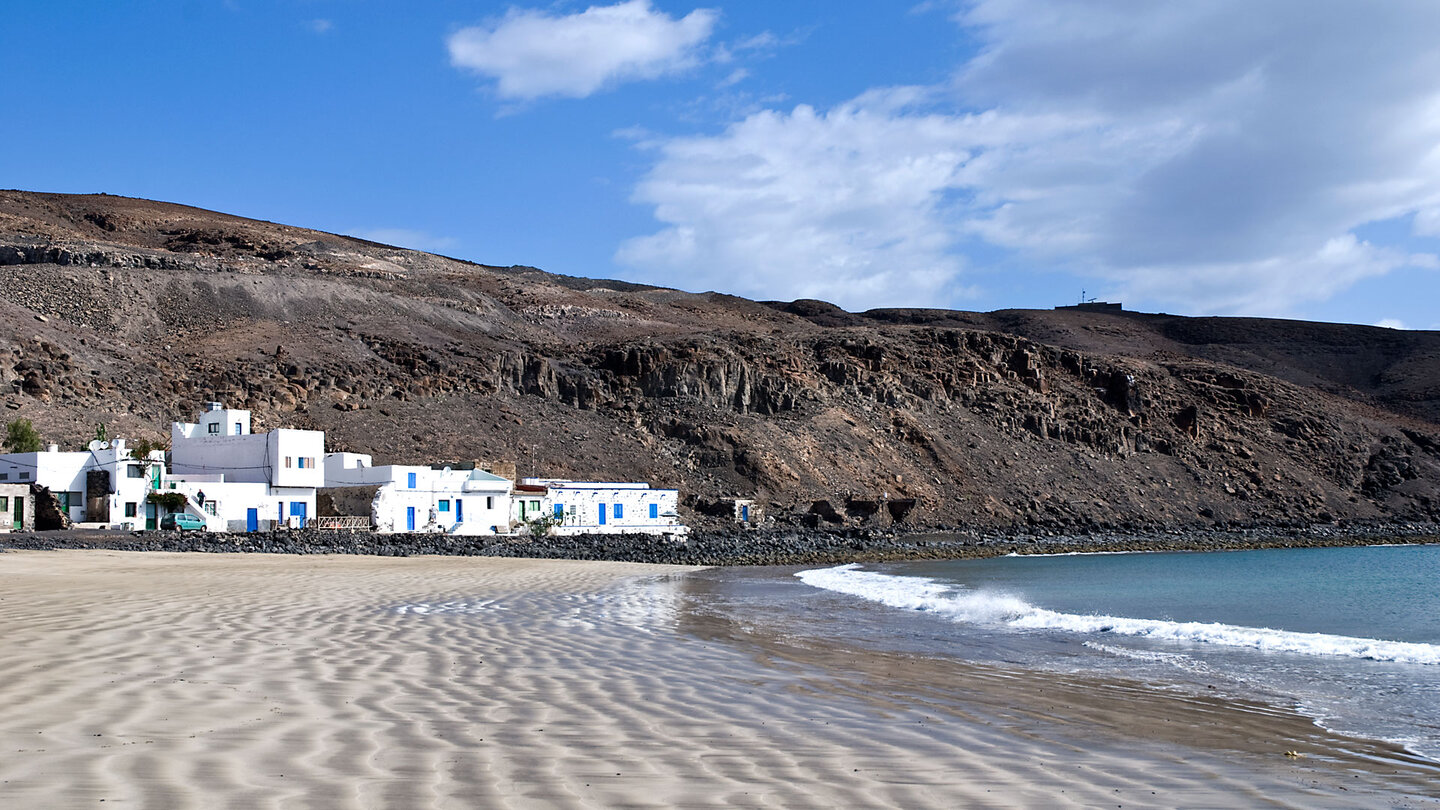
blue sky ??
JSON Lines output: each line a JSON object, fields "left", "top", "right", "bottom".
{"left": 4, "top": 1, "right": 1439, "bottom": 328}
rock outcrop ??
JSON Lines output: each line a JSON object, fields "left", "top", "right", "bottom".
{"left": 2, "top": 190, "right": 1439, "bottom": 533}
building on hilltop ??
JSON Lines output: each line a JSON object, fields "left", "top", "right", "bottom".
{"left": 321, "top": 452, "right": 513, "bottom": 534}
{"left": 0, "top": 483, "right": 35, "bottom": 531}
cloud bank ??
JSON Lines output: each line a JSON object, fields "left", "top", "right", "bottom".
{"left": 620, "top": 0, "right": 1440, "bottom": 314}
{"left": 448, "top": 0, "right": 718, "bottom": 101}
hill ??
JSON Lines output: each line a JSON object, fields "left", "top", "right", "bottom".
{"left": 3, "top": 190, "right": 1439, "bottom": 532}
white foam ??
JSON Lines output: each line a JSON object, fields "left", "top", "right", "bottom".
{"left": 796, "top": 564, "right": 1440, "bottom": 665}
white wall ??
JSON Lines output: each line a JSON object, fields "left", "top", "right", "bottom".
{"left": 0, "top": 439, "right": 164, "bottom": 528}
{"left": 517, "top": 480, "right": 687, "bottom": 536}
{"left": 324, "top": 456, "right": 513, "bottom": 535}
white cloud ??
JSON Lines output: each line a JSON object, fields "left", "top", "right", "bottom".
{"left": 1376, "top": 319, "right": 1408, "bottom": 330}
{"left": 307, "top": 19, "right": 332, "bottom": 35}
{"left": 620, "top": 0, "right": 1440, "bottom": 315}
{"left": 447, "top": 0, "right": 718, "bottom": 101}
{"left": 347, "top": 228, "right": 459, "bottom": 254}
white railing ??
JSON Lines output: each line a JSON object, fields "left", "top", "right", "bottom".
{"left": 308, "top": 515, "right": 371, "bottom": 531}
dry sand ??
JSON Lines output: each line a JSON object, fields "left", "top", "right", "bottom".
{"left": 0, "top": 550, "right": 1435, "bottom": 809}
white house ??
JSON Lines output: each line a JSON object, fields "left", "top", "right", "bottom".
{"left": 0, "top": 438, "right": 165, "bottom": 529}
{"left": 322, "top": 453, "right": 513, "bottom": 534}
{"left": 168, "top": 402, "right": 324, "bottom": 530}
{"left": 518, "top": 479, "right": 687, "bottom": 536}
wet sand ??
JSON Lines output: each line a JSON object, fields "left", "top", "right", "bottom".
{"left": 0, "top": 550, "right": 1435, "bottom": 808}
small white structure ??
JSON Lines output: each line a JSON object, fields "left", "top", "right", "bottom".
{"left": 323, "top": 453, "right": 513, "bottom": 534}
{"left": 519, "top": 479, "right": 687, "bottom": 536}
{"left": 0, "top": 482, "right": 35, "bottom": 531}
{"left": 0, "top": 438, "right": 165, "bottom": 529}
{"left": 170, "top": 402, "right": 323, "bottom": 530}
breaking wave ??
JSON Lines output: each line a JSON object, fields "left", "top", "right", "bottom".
{"left": 796, "top": 564, "right": 1440, "bottom": 665}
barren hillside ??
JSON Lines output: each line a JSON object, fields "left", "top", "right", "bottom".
{"left": 3, "top": 190, "right": 1438, "bottom": 531}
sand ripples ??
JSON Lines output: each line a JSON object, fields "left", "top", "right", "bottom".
{"left": 1, "top": 551, "right": 1432, "bottom": 809}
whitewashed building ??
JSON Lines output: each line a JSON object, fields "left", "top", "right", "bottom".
{"left": 168, "top": 402, "right": 324, "bottom": 531}
{"left": 0, "top": 439, "right": 165, "bottom": 529}
{"left": 518, "top": 479, "right": 687, "bottom": 536}
{"left": 322, "top": 453, "right": 513, "bottom": 534}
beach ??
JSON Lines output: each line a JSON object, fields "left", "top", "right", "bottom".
{"left": 1, "top": 551, "right": 1436, "bottom": 809}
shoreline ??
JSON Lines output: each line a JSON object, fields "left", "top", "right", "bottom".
{"left": 2, "top": 518, "right": 1437, "bottom": 565}
{"left": 1, "top": 550, "right": 1435, "bottom": 808}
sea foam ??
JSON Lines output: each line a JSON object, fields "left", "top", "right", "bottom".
{"left": 796, "top": 564, "right": 1440, "bottom": 665}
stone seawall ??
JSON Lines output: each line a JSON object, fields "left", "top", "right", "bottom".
{"left": 3, "top": 521, "right": 1436, "bottom": 566}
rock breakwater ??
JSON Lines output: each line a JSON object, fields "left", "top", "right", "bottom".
{"left": 3, "top": 521, "right": 1436, "bottom": 566}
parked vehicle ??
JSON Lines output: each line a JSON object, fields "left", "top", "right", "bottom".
{"left": 160, "top": 512, "right": 206, "bottom": 531}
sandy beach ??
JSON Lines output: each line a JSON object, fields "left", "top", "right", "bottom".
{"left": 1, "top": 551, "right": 1436, "bottom": 809}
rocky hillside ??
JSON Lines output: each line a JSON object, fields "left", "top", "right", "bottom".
{"left": 3, "top": 190, "right": 1438, "bottom": 532}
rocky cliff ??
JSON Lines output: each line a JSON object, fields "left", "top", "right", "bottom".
{"left": 2, "top": 190, "right": 1438, "bottom": 532}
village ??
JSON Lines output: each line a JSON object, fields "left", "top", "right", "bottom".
{"left": 0, "top": 402, "right": 698, "bottom": 537}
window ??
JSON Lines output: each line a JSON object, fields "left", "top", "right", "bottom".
{"left": 0, "top": 473, "right": 8, "bottom": 481}
{"left": 127, "top": 465, "right": 145, "bottom": 478}
{"left": 208, "top": 422, "right": 220, "bottom": 434}
{"left": 438, "top": 499, "right": 450, "bottom": 512}
{"left": 407, "top": 472, "right": 417, "bottom": 489}
{"left": 19, "top": 472, "right": 29, "bottom": 480}
{"left": 649, "top": 503, "right": 658, "bottom": 520}
{"left": 0, "top": 497, "right": 8, "bottom": 511}
{"left": 124, "top": 502, "right": 137, "bottom": 518}
{"left": 203, "top": 502, "right": 217, "bottom": 516}
{"left": 529, "top": 500, "right": 540, "bottom": 511}
{"left": 234, "top": 422, "right": 243, "bottom": 435}
{"left": 296, "top": 457, "right": 313, "bottom": 469}
{"left": 614, "top": 503, "right": 623, "bottom": 520}
{"left": 553, "top": 503, "right": 564, "bottom": 518}
{"left": 485, "top": 496, "right": 494, "bottom": 509}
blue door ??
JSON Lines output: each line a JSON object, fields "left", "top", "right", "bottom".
{"left": 406, "top": 507, "right": 416, "bottom": 531}
{"left": 246, "top": 508, "right": 258, "bottom": 532}
{"left": 290, "top": 502, "right": 307, "bottom": 527}
{"left": 278, "top": 503, "right": 285, "bottom": 525}
{"left": 742, "top": 504, "right": 749, "bottom": 522}
{"left": 649, "top": 503, "right": 658, "bottom": 520}
{"left": 455, "top": 499, "right": 463, "bottom": 523}
{"left": 598, "top": 504, "right": 606, "bottom": 525}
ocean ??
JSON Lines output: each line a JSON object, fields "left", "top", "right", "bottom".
{"left": 691, "top": 543, "right": 1440, "bottom": 762}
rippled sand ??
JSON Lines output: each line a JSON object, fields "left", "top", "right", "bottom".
{"left": 0, "top": 550, "right": 1435, "bottom": 809}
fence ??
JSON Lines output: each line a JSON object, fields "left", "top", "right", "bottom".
{"left": 307, "top": 515, "right": 372, "bottom": 531}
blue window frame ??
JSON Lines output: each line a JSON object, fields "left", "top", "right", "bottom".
{"left": 614, "top": 503, "right": 623, "bottom": 520}
{"left": 407, "top": 472, "right": 417, "bottom": 489}
{"left": 438, "top": 499, "right": 450, "bottom": 512}
{"left": 554, "top": 503, "right": 564, "bottom": 517}
{"left": 649, "top": 503, "right": 658, "bottom": 519}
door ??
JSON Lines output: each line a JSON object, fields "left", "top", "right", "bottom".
{"left": 145, "top": 502, "right": 157, "bottom": 531}
{"left": 598, "top": 504, "right": 606, "bottom": 525}
{"left": 290, "top": 502, "right": 307, "bottom": 527}
{"left": 742, "top": 504, "right": 749, "bottom": 522}
{"left": 12, "top": 496, "right": 21, "bottom": 530}
{"left": 406, "top": 507, "right": 416, "bottom": 531}
{"left": 455, "top": 499, "right": 463, "bottom": 524}
{"left": 246, "top": 508, "right": 258, "bottom": 532}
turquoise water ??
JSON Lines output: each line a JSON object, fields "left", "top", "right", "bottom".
{"left": 791, "top": 544, "right": 1440, "bottom": 759}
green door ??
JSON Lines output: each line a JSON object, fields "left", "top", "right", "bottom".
{"left": 10, "top": 497, "right": 19, "bottom": 531}
{"left": 145, "top": 502, "right": 157, "bottom": 531}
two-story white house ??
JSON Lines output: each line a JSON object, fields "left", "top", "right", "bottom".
{"left": 517, "top": 479, "right": 687, "bottom": 537}
{"left": 322, "top": 453, "right": 513, "bottom": 535}
{"left": 168, "top": 402, "right": 325, "bottom": 531}
{"left": 0, "top": 438, "right": 165, "bottom": 529}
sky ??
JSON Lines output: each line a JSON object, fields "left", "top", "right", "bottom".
{"left": 3, "top": 1, "right": 1440, "bottom": 328}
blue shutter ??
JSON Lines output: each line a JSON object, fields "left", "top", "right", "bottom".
{"left": 407, "top": 472, "right": 417, "bottom": 489}
{"left": 649, "top": 503, "right": 658, "bottom": 519}
{"left": 614, "top": 503, "right": 623, "bottom": 520}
